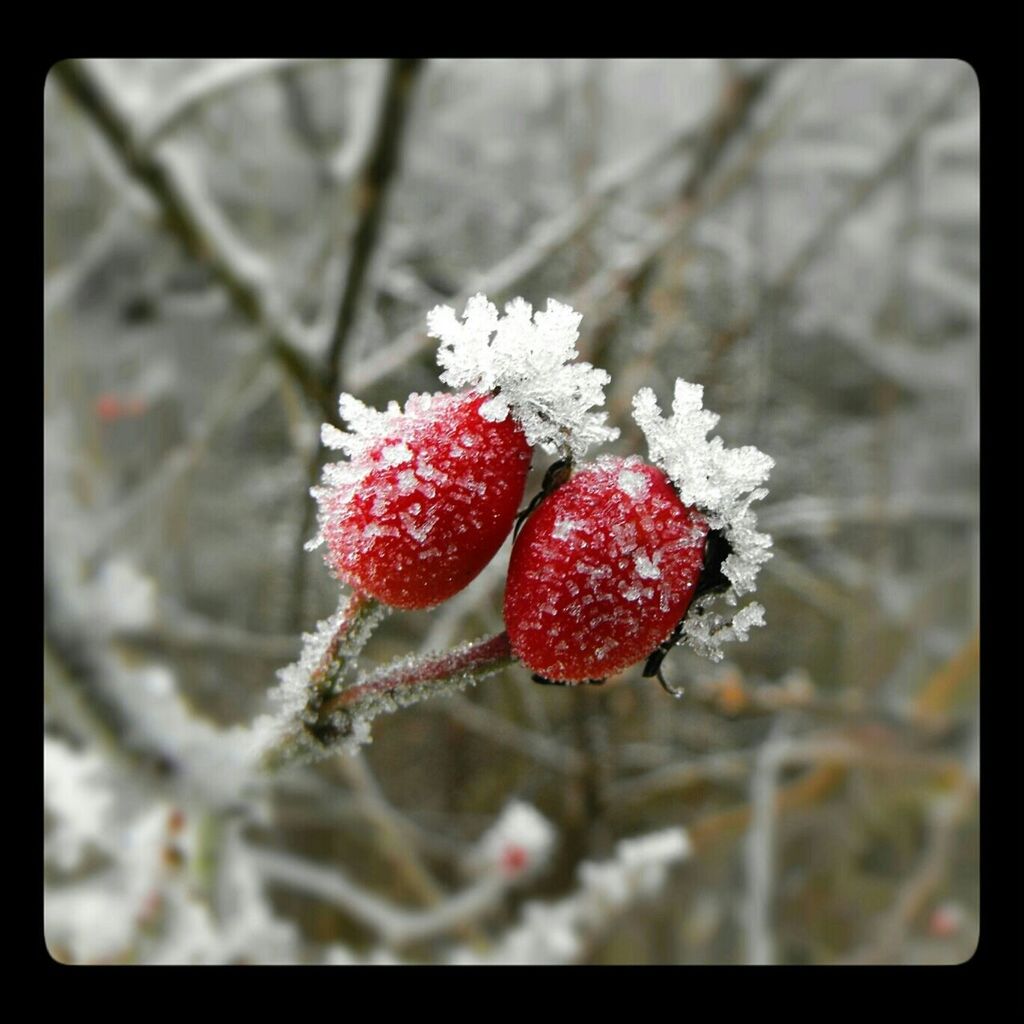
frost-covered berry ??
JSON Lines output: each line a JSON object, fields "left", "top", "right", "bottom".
{"left": 503, "top": 378, "right": 775, "bottom": 683}
{"left": 308, "top": 294, "right": 618, "bottom": 611}
{"left": 314, "top": 391, "right": 531, "bottom": 610}
{"left": 504, "top": 456, "right": 710, "bottom": 682}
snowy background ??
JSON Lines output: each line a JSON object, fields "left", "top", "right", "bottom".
{"left": 44, "top": 58, "right": 979, "bottom": 965}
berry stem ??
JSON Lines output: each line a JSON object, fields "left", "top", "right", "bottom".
{"left": 260, "top": 592, "right": 389, "bottom": 772}
{"left": 306, "top": 591, "right": 382, "bottom": 707}
{"left": 262, "top": 624, "right": 514, "bottom": 772}
{"left": 320, "top": 631, "right": 513, "bottom": 719}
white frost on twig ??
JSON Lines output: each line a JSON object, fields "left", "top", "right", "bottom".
{"left": 451, "top": 827, "right": 691, "bottom": 965}
{"left": 428, "top": 294, "right": 619, "bottom": 459}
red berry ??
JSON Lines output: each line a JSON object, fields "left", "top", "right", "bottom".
{"left": 503, "top": 456, "right": 710, "bottom": 682}
{"left": 319, "top": 391, "right": 532, "bottom": 610}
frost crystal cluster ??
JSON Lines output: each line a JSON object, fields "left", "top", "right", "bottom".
{"left": 428, "top": 294, "right": 619, "bottom": 459}
{"left": 632, "top": 379, "right": 775, "bottom": 661}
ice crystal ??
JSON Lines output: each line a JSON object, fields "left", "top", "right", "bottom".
{"left": 632, "top": 379, "right": 775, "bottom": 661}
{"left": 427, "top": 293, "right": 619, "bottom": 459}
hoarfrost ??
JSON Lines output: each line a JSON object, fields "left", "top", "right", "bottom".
{"left": 617, "top": 466, "right": 650, "bottom": 500}
{"left": 44, "top": 737, "right": 116, "bottom": 870}
{"left": 552, "top": 517, "right": 584, "bottom": 540}
{"left": 633, "top": 379, "right": 775, "bottom": 662}
{"left": 427, "top": 293, "right": 619, "bottom": 459}
{"left": 633, "top": 551, "right": 661, "bottom": 580}
{"left": 451, "top": 827, "right": 690, "bottom": 965}
{"left": 381, "top": 441, "right": 413, "bottom": 466}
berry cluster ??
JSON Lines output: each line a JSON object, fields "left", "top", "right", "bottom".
{"left": 308, "top": 294, "right": 773, "bottom": 692}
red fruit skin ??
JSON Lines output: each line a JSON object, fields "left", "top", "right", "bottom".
{"left": 323, "top": 391, "right": 532, "bottom": 610}
{"left": 504, "top": 457, "right": 709, "bottom": 682}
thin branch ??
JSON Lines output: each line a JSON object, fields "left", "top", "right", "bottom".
{"left": 576, "top": 61, "right": 819, "bottom": 356}
{"left": 436, "top": 695, "right": 587, "bottom": 776}
{"left": 344, "top": 110, "right": 705, "bottom": 392}
{"left": 134, "top": 58, "right": 340, "bottom": 150}
{"left": 329, "top": 753, "right": 451, "bottom": 908}
{"left": 706, "top": 68, "right": 975, "bottom": 373}
{"left": 83, "top": 353, "right": 278, "bottom": 565}
{"left": 321, "top": 631, "right": 513, "bottom": 720}
{"left": 614, "top": 731, "right": 964, "bottom": 809}
{"left": 114, "top": 602, "right": 300, "bottom": 662}
{"left": 51, "top": 59, "right": 327, "bottom": 407}
{"left": 250, "top": 845, "right": 505, "bottom": 949}
{"left": 44, "top": 206, "right": 135, "bottom": 323}
{"left": 836, "top": 778, "right": 975, "bottom": 965}
{"left": 287, "top": 59, "right": 423, "bottom": 627}
{"left": 742, "top": 726, "right": 788, "bottom": 965}
{"left": 759, "top": 493, "right": 979, "bottom": 538}
{"left": 322, "top": 58, "right": 423, "bottom": 401}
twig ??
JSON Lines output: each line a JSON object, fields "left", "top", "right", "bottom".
{"left": 250, "top": 845, "right": 505, "bottom": 949}
{"left": 329, "top": 753, "right": 450, "bottom": 907}
{"left": 113, "top": 597, "right": 300, "bottom": 662}
{"left": 322, "top": 58, "right": 423, "bottom": 399}
{"left": 134, "top": 58, "right": 340, "bottom": 150}
{"left": 287, "top": 58, "right": 423, "bottom": 628}
{"left": 44, "top": 205, "right": 134, "bottom": 322}
{"left": 260, "top": 626, "right": 513, "bottom": 772}
{"left": 51, "top": 59, "right": 327, "bottom": 407}
{"left": 742, "top": 726, "right": 788, "bottom": 965}
{"left": 836, "top": 778, "right": 975, "bottom": 965}
{"left": 344, "top": 111, "right": 704, "bottom": 392}
{"left": 83, "top": 353, "right": 278, "bottom": 565}
{"left": 759, "top": 493, "right": 979, "bottom": 538}
{"left": 705, "top": 67, "right": 975, "bottom": 373}
{"left": 438, "top": 695, "right": 587, "bottom": 776}
{"left": 576, "top": 61, "right": 819, "bottom": 359}
{"left": 321, "top": 632, "right": 513, "bottom": 720}
{"left": 614, "top": 730, "right": 963, "bottom": 810}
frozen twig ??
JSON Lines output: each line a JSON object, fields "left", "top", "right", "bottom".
{"left": 84, "top": 353, "right": 278, "bottom": 565}
{"left": 322, "top": 58, "right": 423, "bottom": 396}
{"left": 134, "top": 58, "right": 337, "bottom": 150}
{"left": 345, "top": 113, "right": 704, "bottom": 391}
{"left": 576, "top": 62, "right": 822, "bottom": 352}
{"left": 438, "top": 695, "right": 587, "bottom": 776}
{"left": 615, "top": 729, "right": 963, "bottom": 810}
{"left": 707, "top": 67, "right": 975, "bottom": 372}
{"left": 251, "top": 844, "right": 506, "bottom": 949}
{"left": 252, "top": 800, "right": 555, "bottom": 950}
{"left": 114, "top": 599, "right": 300, "bottom": 662}
{"left": 51, "top": 59, "right": 326, "bottom": 407}
{"left": 742, "top": 726, "right": 788, "bottom": 965}
{"left": 287, "top": 59, "right": 423, "bottom": 625}
{"left": 453, "top": 828, "right": 692, "bottom": 964}
{"left": 259, "top": 624, "right": 515, "bottom": 771}
{"left": 44, "top": 206, "right": 135, "bottom": 323}
{"left": 257, "top": 593, "right": 388, "bottom": 771}
{"left": 329, "top": 753, "right": 452, "bottom": 909}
